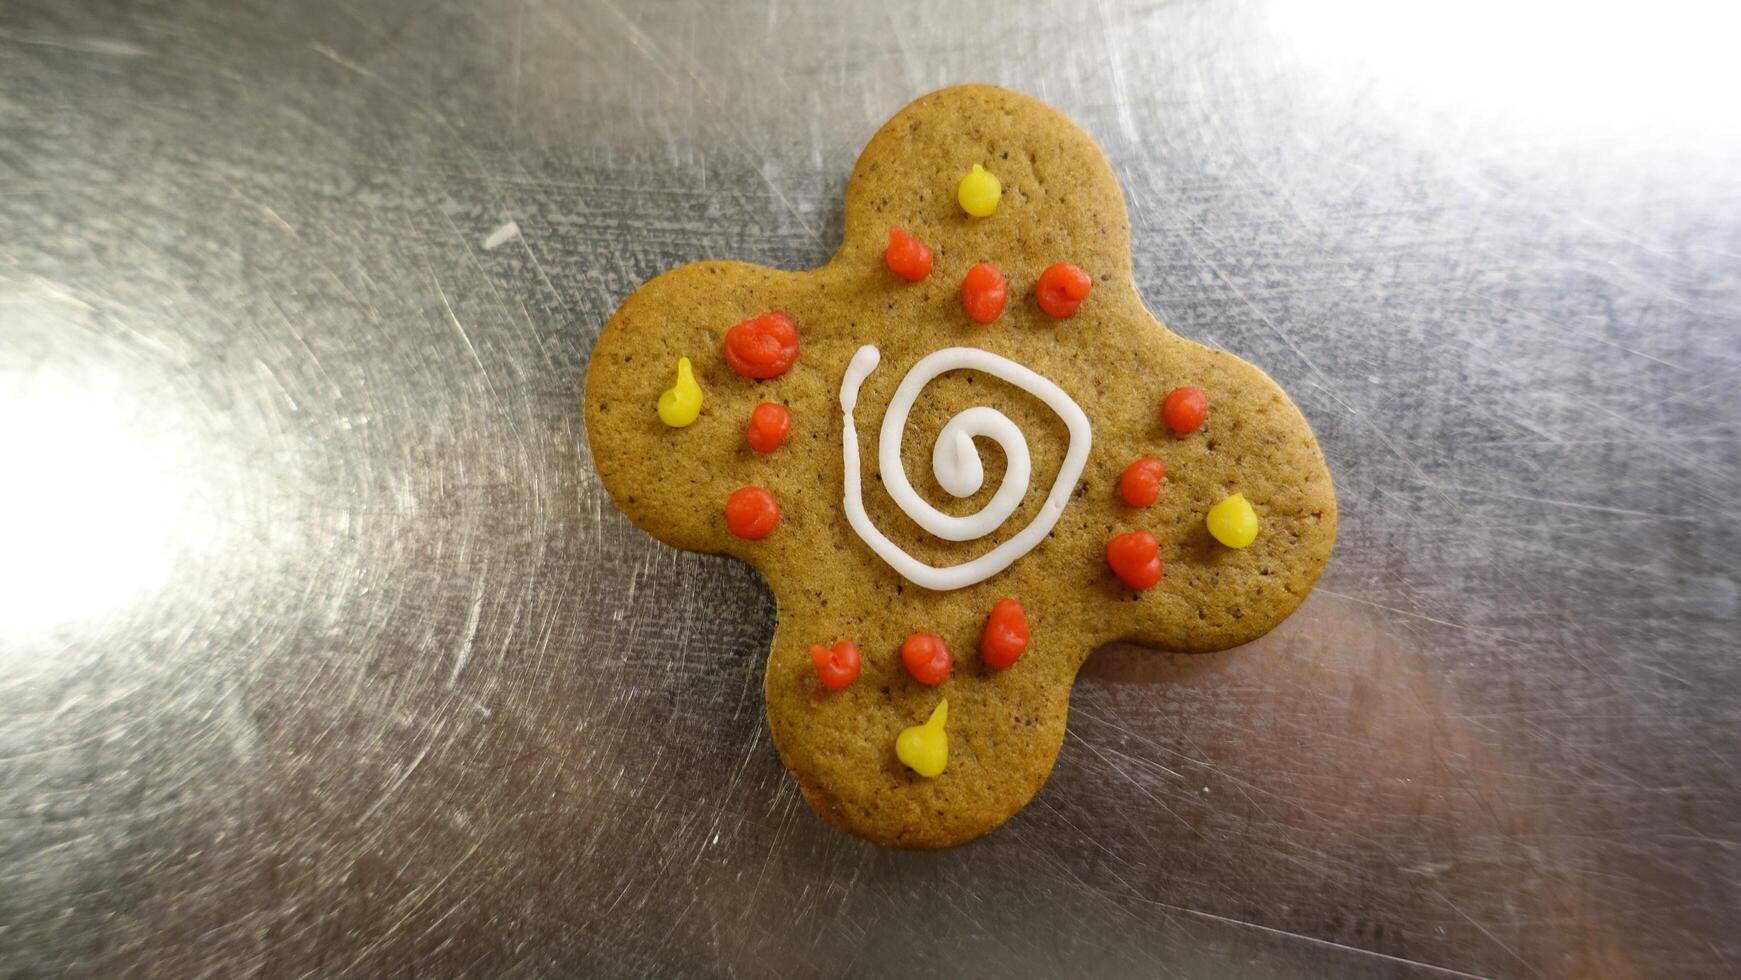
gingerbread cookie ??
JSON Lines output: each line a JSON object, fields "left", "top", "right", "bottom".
{"left": 584, "top": 85, "right": 1336, "bottom": 848}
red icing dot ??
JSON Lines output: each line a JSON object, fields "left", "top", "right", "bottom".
{"left": 746, "top": 402, "right": 791, "bottom": 453}
{"left": 886, "top": 227, "right": 934, "bottom": 282}
{"left": 1106, "top": 531, "right": 1164, "bottom": 590}
{"left": 725, "top": 486, "right": 779, "bottom": 539}
{"left": 901, "top": 632, "right": 952, "bottom": 686}
{"left": 980, "top": 599, "right": 1029, "bottom": 670}
{"left": 960, "top": 263, "right": 1007, "bottom": 324}
{"left": 1118, "top": 456, "right": 1166, "bottom": 507}
{"left": 1162, "top": 386, "right": 1208, "bottom": 434}
{"left": 723, "top": 311, "right": 800, "bottom": 380}
{"left": 1035, "top": 263, "right": 1092, "bottom": 317}
{"left": 810, "top": 641, "right": 862, "bottom": 690}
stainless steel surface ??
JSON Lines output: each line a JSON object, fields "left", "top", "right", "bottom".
{"left": 3, "top": 0, "right": 1738, "bottom": 976}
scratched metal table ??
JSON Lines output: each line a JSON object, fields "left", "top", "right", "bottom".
{"left": 3, "top": 0, "right": 1739, "bottom": 976}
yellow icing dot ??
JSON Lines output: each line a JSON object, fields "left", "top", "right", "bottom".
{"left": 656, "top": 356, "right": 702, "bottom": 427}
{"left": 896, "top": 699, "right": 949, "bottom": 778}
{"left": 1207, "top": 493, "right": 1260, "bottom": 548}
{"left": 957, "top": 164, "right": 1001, "bottom": 218}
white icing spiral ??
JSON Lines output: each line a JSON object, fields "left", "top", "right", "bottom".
{"left": 839, "top": 345, "right": 1092, "bottom": 591}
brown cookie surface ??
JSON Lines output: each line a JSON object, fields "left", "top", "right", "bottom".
{"left": 584, "top": 85, "right": 1336, "bottom": 848}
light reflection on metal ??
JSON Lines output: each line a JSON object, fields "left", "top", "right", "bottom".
{"left": 0, "top": 370, "right": 212, "bottom": 638}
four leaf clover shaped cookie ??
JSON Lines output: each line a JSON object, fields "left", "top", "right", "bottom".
{"left": 584, "top": 85, "right": 1336, "bottom": 848}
